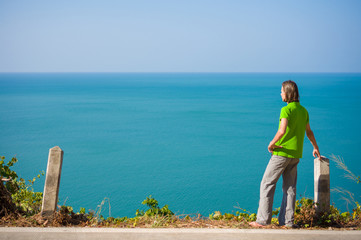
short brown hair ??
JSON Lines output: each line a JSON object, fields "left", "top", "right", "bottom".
{"left": 282, "top": 80, "right": 299, "bottom": 103}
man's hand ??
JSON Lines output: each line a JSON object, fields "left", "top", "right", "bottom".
{"left": 313, "top": 148, "right": 321, "bottom": 159}
{"left": 268, "top": 142, "right": 282, "bottom": 153}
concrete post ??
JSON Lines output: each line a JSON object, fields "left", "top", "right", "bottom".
{"left": 41, "top": 146, "right": 64, "bottom": 218}
{"left": 314, "top": 156, "right": 330, "bottom": 214}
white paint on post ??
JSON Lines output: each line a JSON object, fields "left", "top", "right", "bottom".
{"left": 314, "top": 156, "right": 330, "bottom": 213}
{"left": 41, "top": 146, "right": 64, "bottom": 218}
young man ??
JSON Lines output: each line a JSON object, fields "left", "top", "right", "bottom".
{"left": 249, "top": 80, "right": 320, "bottom": 228}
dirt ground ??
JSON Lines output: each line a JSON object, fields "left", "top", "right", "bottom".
{"left": 1, "top": 212, "right": 360, "bottom": 230}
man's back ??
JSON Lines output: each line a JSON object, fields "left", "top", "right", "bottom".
{"left": 273, "top": 102, "right": 309, "bottom": 158}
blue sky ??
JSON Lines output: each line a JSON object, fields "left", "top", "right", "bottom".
{"left": 0, "top": 0, "right": 360, "bottom": 72}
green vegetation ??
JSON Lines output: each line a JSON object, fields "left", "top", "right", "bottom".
{"left": 1, "top": 155, "right": 360, "bottom": 228}
{"left": 0, "top": 156, "right": 44, "bottom": 215}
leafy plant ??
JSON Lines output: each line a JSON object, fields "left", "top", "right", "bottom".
{"left": 1, "top": 156, "right": 44, "bottom": 215}
{"left": 136, "top": 195, "right": 174, "bottom": 217}
{"left": 209, "top": 211, "right": 223, "bottom": 220}
{"left": 234, "top": 207, "right": 256, "bottom": 222}
{"left": 11, "top": 175, "right": 44, "bottom": 215}
{"left": 1, "top": 156, "right": 19, "bottom": 194}
{"left": 353, "top": 202, "right": 361, "bottom": 221}
{"left": 294, "top": 197, "right": 316, "bottom": 227}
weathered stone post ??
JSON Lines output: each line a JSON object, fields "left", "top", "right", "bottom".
{"left": 41, "top": 146, "right": 64, "bottom": 218}
{"left": 314, "top": 156, "right": 330, "bottom": 214}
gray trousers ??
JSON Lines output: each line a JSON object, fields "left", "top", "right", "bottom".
{"left": 256, "top": 155, "right": 299, "bottom": 226}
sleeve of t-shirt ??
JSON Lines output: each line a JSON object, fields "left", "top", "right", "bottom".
{"left": 279, "top": 107, "right": 289, "bottom": 120}
{"left": 306, "top": 110, "right": 309, "bottom": 124}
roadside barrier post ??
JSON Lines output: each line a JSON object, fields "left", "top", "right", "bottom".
{"left": 314, "top": 156, "right": 330, "bottom": 214}
{"left": 41, "top": 146, "right": 64, "bottom": 219}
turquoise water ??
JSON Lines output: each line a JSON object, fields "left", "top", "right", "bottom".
{"left": 1, "top": 73, "right": 360, "bottom": 217}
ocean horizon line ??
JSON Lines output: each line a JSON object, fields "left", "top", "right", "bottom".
{"left": 1, "top": 71, "right": 361, "bottom": 74}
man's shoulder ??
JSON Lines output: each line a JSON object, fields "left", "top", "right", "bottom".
{"left": 282, "top": 103, "right": 308, "bottom": 118}
{"left": 297, "top": 103, "right": 308, "bottom": 113}
{"left": 280, "top": 105, "right": 290, "bottom": 113}
{"left": 281, "top": 102, "right": 308, "bottom": 114}
{"left": 289, "top": 102, "right": 308, "bottom": 111}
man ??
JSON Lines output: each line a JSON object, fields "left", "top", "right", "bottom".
{"left": 249, "top": 80, "right": 320, "bottom": 228}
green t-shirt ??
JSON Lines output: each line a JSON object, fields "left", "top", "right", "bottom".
{"left": 272, "top": 102, "right": 309, "bottom": 158}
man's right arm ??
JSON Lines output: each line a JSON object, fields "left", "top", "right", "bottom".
{"left": 306, "top": 123, "right": 321, "bottom": 158}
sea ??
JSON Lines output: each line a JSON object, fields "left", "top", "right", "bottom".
{"left": 0, "top": 72, "right": 360, "bottom": 218}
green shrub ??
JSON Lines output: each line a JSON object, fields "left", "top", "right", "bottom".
{"left": 135, "top": 195, "right": 174, "bottom": 217}
{"left": 1, "top": 156, "right": 44, "bottom": 215}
